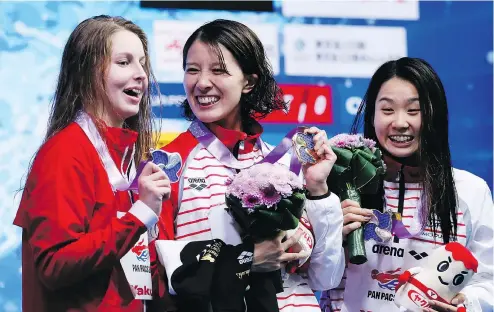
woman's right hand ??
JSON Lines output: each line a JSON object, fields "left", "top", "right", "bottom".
{"left": 138, "top": 162, "right": 171, "bottom": 216}
{"left": 251, "top": 231, "right": 307, "bottom": 272}
{"left": 342, "top": 199, "right": 374, "bottom": 238}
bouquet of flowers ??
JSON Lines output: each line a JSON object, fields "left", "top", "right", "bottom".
{"left": 225, "top": 162, "right": 307, "bottom": 312}
{"left": 225, "top": 162, "right": 306, "bottom": 242}
{"left": 327, "top": 133, "right": 386, "bottom": 264}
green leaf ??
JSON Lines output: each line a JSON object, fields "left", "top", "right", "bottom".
{"left": 327, "top": 144, "right": 386, "bottom": 197}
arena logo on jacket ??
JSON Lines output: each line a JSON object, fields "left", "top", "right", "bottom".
{"left": 187, "top": 177, "right": 208, "bottom": 191}
{"left": 370, "top": 239, "right": 429, "bottom": 261}
{"left": 368, "top": 267, "right": 402, "bottom": 301}
{"left": 372, "top": 244, "right": 405, "bottom": 258}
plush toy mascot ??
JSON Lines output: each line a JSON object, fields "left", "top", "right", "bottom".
{"left": 394, "top": 242, "right": 478, "bottom": 312}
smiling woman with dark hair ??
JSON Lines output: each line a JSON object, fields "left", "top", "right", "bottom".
{"left": 156, "top": 19, "right": 345, "bottom": 312}
{"left": 180, "top": 19, "right": 286, "bottom": 122}
{"left": 321, "top": 57, "right": 493, "bottom": 312}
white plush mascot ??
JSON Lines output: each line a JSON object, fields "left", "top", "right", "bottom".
{"left": 394, "top": 242, "right": 478, "bottom": 312}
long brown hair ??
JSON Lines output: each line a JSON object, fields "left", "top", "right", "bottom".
{"left": 46, "top": 15, "right": 158, "bottom": 163}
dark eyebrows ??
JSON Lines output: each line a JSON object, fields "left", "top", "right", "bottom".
{"left": 377, "top": 97, "right": 394, "bottom": 103}
{"left": 185, "top": 62, "right": 226, "bottom": 69}
{"left": 377, "top": 96, "right": 420, "bottom": 104}
{"left": 185, "top": 62, "right": 223, "bottom": 67}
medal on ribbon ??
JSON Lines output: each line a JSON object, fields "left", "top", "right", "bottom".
{"left": 363, "top": 209, "right": 394, "bottom": 243}
{"left": 148, "top": 149, "right": 182, "bottom": 183}
{"left": 292, "top": 130, "right": 318, "bottom": 165}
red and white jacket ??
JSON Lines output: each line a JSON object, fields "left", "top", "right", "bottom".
{"left": 13, "top": 121, "right": 175, "bottom": 312}
{"left": 158, "top": 120, "right": 345, "bottom": 312}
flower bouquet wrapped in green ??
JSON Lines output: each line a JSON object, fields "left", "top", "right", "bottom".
{"left": 327, "top": 134, "right": 386, "bottom": 264}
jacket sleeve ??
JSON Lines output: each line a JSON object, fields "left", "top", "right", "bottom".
{"left": 304, "top": 192, "right": 346, "bottom": 291}
{"left": 15, "top": 147, "right": 158, "bottom": 291}
{"left": 148, "top": 219, "right": 178, "bottom": 311}
{"left": 149, "top": 196, "right": 177, "bottom": 298}
{"left": 459, "top": 181, "right": 494, "bottom": 311}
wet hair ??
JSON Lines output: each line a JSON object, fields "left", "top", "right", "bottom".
{"left": 352, "top": 57, "right": 458, "bottom": 243}
{"left": 180, "top": 19, "right": 287, "bottom": 121}
{"left": 45, "top": 15, "right": 158, "bottom": 163}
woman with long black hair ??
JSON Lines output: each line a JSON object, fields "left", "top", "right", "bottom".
{"left": 321, "top": 57, "right": 493, "bottom": 312}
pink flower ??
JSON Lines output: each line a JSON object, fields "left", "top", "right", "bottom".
{"left": 273, "top": 182, "right": 293, "bottom": 197}
{"left": 285, "top": 173, "right": 303, "bottom": 190}
{"left": 225, "top": 162, "right": 303, "bottom": 211}
{"left": 241, "top": 179, "right": 263, "bottom": 196}
{"left": 242, "top": 193, "right": 261, "bottom": 208}
{"left": 363, "top": 138, "right": 376, "bottom": 150}
{"left": 226, "top": 183, "right": 243, "bottom": 198}
{"left": 328, "top": 133, "right": 376, "bottom": 150}
{"left": 259, "top": 184, "right": 282, "bottom": 208}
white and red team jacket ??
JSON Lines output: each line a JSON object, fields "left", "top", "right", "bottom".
{"left": 322, "top": 168, "right": 493, "bottom": 312}
{"left": 157, "top": 121, "right": 345, "bottom": 311}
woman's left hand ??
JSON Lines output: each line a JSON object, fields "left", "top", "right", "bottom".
{"left": 301, "top": 127, "right": 337, "bottom": 196}
{"left": 424, "top": 293, "right": 466, "bottom": 312}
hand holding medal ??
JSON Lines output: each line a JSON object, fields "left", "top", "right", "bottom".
{"left": 137, "top": 161, "right": 171, "bottom": 216}
{"left": 295, "top": 127, "right": 337, "bottom": 196}
{"left": 129, "top": 149, "right": 182, "bottom": 215}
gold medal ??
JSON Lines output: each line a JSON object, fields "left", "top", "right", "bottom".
{"left": 292, "top": 130, "right": 318, "bottom": 165}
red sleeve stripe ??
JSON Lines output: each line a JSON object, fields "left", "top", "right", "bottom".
{"left": 181, "top": 193, "right": 224, "bottom": 203}
{"left": 177, "top": 202, "right": 225, "bottom": 216}
{"left": 279, "top": 303, "right": 320, "bottom": 310}
{"left": 193, "top": 155, "right": 216, "bottom": 161}
{"left": 175, "top": 228, "right": 211, "bottom": 240}
{"left": 184, "top": 173, "right": 230, "bottom": 180}
{"left": 176, "top": 217, "right": 208, "bottom": 228}
{"left": 277, "top": 293, "right": 315, "bottom": 300}
{"left": 386, "top": 195, "right": 420, "bottom": 200}
{"left": 387, "top": 203, "right": 416, "bottom": 209}
{"left": 238, "top": 155, "right": 264, "bottom": 162}
{"left": 187, "top": 164, "right": 228, "bottom": 170}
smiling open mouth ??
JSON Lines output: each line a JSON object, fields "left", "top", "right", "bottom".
{"left": 197, "top": 96, "right": 219, "bottom": 106}
{"left": 123, "top": 88, "right": 142, "bottom": 99}
{"left": 438, "top": 276, "right": 449, "bottom": 285}
{"left": 389, "top": 135, "right": 414, "bottom": 143}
